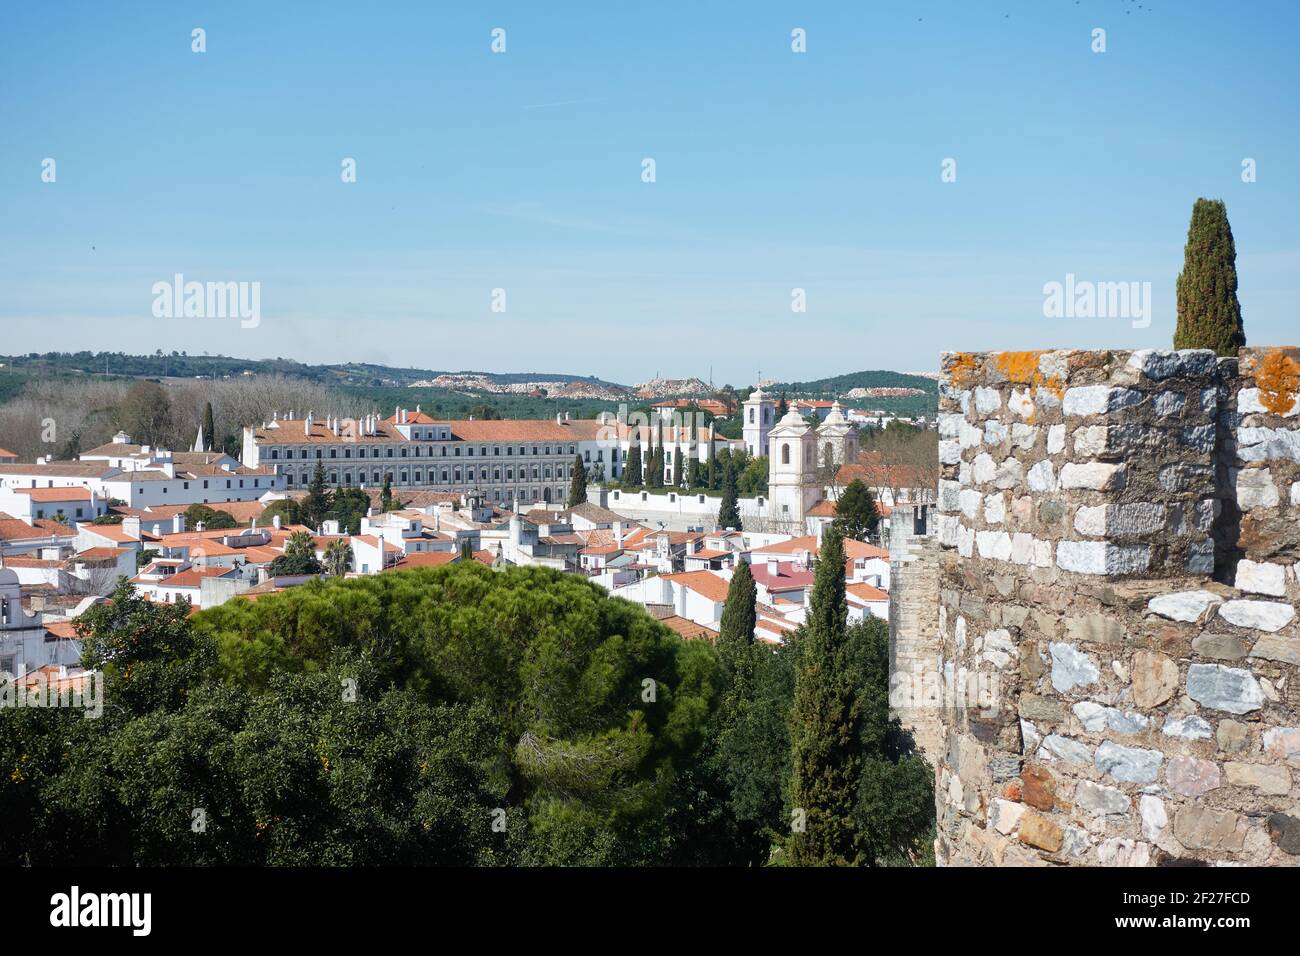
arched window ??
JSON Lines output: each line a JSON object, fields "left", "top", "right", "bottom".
{"left": 781, "top": 443, "right": 790, "bottom": 465}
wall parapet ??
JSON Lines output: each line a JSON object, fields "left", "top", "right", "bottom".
{"left": 929, "top": 347, "right": 1300, "bottom": 866}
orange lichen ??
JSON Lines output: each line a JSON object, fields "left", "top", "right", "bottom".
{"left": 995, "top": 351, "right": 1045, "bottom": 385}
{"left": 1254, "top": 349, "right": 1299, "bottom": 416}
{"left": 947, "top": 352, "right": 979, "bottom": 389}
{"left": 993, "top": 350, "right": 1065, "bottom": 417}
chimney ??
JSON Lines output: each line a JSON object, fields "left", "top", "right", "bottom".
{"left": 272, "top": 514, "right": 282, "bottom": 530}
{"left": 122, "top": 516, "right": 141, "bottom": 540}
{"left": 675, "top": 581, "right": 688, "bottom": 617}
{"left": 172, "top": 513, "right": 182, "bottom": 534}
{"left": 614, "top": 523, "right": 624, "bottom": 547}
{"left": 767, "top": 557, "right": 779, "bottom": 578}
{"left": 377, "top": 535, "right": 385, "bottom": 570}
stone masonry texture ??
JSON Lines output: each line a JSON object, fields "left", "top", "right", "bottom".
{"left": 923, "top": 347, "right": 1300, "bottom": 866}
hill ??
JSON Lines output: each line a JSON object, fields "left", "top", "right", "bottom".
{"left": 0, "top": 352, "right": 629, "bottom": 392}
{"left": 766, "top": 369, "right": 938, "bottom": 416}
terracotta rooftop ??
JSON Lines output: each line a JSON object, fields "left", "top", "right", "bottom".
{"left": 661, "top": 570, "right": 731, "bottom": 603}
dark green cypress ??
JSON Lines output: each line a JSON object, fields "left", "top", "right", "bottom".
{"left": 716, "top": 560, "right": 757, "bottom": 680}
{"left": 1174, "top": 198, "right": 1245, "bottom": 356}
{"left": 625, "top": 443, "right": 643, "bottom": 487}
{"left": 202, "top": 402, "right": 215, "bottom": 452}
{"left": 788, "top": 525, "right": 863, "bottom": 865}
{"left": 566, "top": 454, "right": 587, "bottom": 507}
{"left": 718, "top": 462, "right": 741, "bottom": 531}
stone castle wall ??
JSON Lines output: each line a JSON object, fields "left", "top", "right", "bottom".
{"left": 889, "top": 529, "right": 943, "bottom": 759}
{"left": 926, "top": 346, "right": 1300, "bottom": 866}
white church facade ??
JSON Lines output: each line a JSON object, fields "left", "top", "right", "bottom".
{"left": 759, "top": 391, "right": 860, "bottom": 528}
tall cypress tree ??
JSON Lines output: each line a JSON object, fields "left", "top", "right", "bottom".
{"left": 625, "top": 443, "right": 643, "bottom": 487}
{"left": 304, "top": 463, "right": 333, "bottom": 529}
{"left": 1174, "top": 198, "right": 1245, "bottom": 356}
{"left": 202, "top": 402, "right": 215, "bottom": 452}
{"left": 716, "top": 560, "right": 757, "bottom": 693}
{"left": 567, "top": 454, "right": 587, "bottom": 507}
{"left": 718, "top": 462, "right": 741, "bottom": 531}
{"left": 788, "top": 525, "right": 863, "bottom": 866}
{"left": 648, "top": 444, "right": 665, "bottom": 489}
{"left": 674, "top": 448, "right": 685, "bottom": 487}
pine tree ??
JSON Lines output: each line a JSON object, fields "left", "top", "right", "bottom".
{"left": 788, "top": 526, "right": 863, "bottom": 866}
{"left": 567, "top": 454, "right": 587, "bottom": 507}
{"left": 1174, "top": 198, "right": 1245, "bottom": 356}
{"left": 625, "top": 443, "right": 643, "bottom": 488}
{"left": 718, "top": 462, "right": 741, "bottom": 531}
{"left": 833, "top": 479, "right": 879, "bottom": 542}
{"left": 202, "top": 402, "right": 215, "bottom": 452}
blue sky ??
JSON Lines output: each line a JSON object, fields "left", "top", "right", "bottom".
{"left": 1, "top": 0, "right": 1296, "bottom": 385}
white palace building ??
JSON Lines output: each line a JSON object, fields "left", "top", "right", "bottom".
{"left": 242, "top": 407, "right": 748, "bottom": 508}
{"left": 242, "top": 394, "right": 860, "bottom": 524}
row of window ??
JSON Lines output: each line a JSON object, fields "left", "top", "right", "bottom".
{"left": 33, "top": 506, "right": 90, "bottom": 520}
{"left": 133, "top": 476, "right": 270, "bottom": 496}
{"left": 266, "top": 443, "right": 579, "bottom": 462}
{"left": 285, "top": 463, "right": 574, "bottom": 487}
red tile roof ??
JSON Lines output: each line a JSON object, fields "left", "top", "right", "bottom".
{"left": 71, "top": 547, "right": 129, "bottom": 562}
{"left": 155, "top": 566, "right": 234, "bottom": 589}
{"left": 0, "top": 514, "right": 76, "bottom": 540}
{"left": 658, "top": 615, "right": 719, "bottom": 641}
{"left": 660, "top": 570, "right": 730, "bottom": 603}
{"left": 847, "top": 582, "right": 889, "bottom": 602}
{"left": 12, "top": 487, "right": 93, "bottom": 501}
{"left": 750, "top": 561, "right": 815, "bottom": 591}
